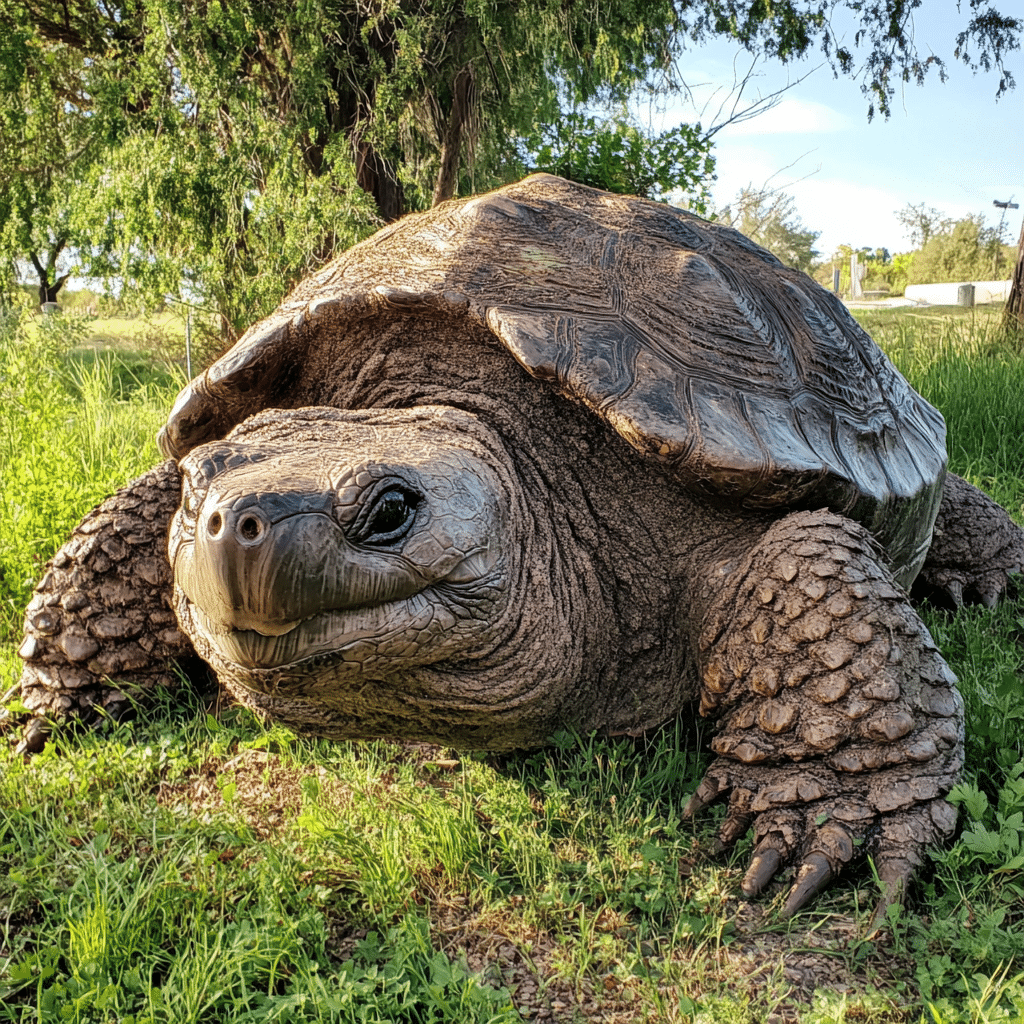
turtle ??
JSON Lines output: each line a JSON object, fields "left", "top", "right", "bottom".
{"left": 15, "top": 173, "right": 1024, "bottom": 917}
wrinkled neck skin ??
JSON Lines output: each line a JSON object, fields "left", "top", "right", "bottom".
{"left": 177, "top": 313, "right": 768, "bottom": 749}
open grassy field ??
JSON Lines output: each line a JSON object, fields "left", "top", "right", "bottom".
{"left": 1, "top": 303, "right": 1023, "bottom": 1023}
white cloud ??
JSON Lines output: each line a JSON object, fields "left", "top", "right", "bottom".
{"left": 655, "top": 31, "right": 1021, "bottom": 259}
{"left": 705, "top": 144, "right": 907, "bottom": 253}
{"left": 706, "top": 130, "right": 1013, "bottom": 256}
{"left": 716, "top": 97, "right": 850, "bottom": 137}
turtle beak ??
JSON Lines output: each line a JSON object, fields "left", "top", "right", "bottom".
{"left": 174, "top": 487, "right": 424, "bottom": 637}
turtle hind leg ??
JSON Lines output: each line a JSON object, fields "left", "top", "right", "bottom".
{"left": 687, "top": 509, "right": 963, "bottom": 918}
{"left": 914, "top": 472, "right": 1024, "bottom": 609}
{"left": 15, "top": 460, "right": 197, "bottom": 743}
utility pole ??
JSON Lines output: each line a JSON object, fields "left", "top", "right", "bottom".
{"left": 993, "top": 199, "right": 1018, "bottom": 279}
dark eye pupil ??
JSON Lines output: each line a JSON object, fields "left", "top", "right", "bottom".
{"left": 370, "top": 490, "right": 411, "bottom": 536}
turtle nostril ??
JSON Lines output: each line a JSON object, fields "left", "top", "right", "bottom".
{"left": 207, "top": 511, "right": 223, "bottom": 537}
{"left": 238, "top": 514, "right": 263, "bottom": 542}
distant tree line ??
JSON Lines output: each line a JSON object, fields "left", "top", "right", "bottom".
{"left": 715, "top": 190, "right": 1017, "bottom": 299}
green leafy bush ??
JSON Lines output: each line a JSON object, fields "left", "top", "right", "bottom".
{"left": 521, "top": 112, "right": 715, "bottom": 212}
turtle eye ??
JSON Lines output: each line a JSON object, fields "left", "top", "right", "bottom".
{"left": 360, "top": 488, "right": 419, "bottom": 545}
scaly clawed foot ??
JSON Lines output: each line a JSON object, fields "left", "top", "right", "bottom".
{"left": 684, "top": 757, "right": 957, "bottom": 918}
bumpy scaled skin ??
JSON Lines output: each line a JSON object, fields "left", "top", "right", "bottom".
{"left": 163, "top": 393, "right": 704, "bottom": 749}
{"left": 170, "top": 406, "right": 574, "bottom": 748}
{"left": 917, "top": 471, "right": 1024, "bottom": 608}
{"left": 16, "top": 462, "right": 197, "bottom": 748}
{"left": 688, "top": 511, "right": 963, "bottom": 916}
{"left": 11, "top": 175, "right": 1024, "bottom": 917}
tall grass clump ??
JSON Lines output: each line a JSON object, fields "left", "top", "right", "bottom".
{"left": 854, "top": 307, "right": 1024, "bottom": 1018}
{"left": 0, "top": 309, "right": 180, "bottom": 642}
{"left": 0, "top": 695, "right": 520, "bottom": 1023}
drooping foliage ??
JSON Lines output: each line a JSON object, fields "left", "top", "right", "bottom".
{"left": 0, "top": 0, "right": 702, "bottom": 334}
{"left": 673, "top": 0, "right": 1019, "bottom": 120}
{"left": 0, "top": 1, "right": 1018, "bottom": 336}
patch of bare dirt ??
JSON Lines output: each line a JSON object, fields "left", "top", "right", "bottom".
{"left": 155, "top": 748, "right": 351, "bottom": 836}
{"left": 417, "top": 887, "right": 915, "bottom": 1022}
{"left": 722, "top": 898, "right": 914, "bottom": 1019}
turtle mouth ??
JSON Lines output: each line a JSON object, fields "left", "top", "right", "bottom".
{"left": 187, "top": 594, "right": 432, "bottom": 673}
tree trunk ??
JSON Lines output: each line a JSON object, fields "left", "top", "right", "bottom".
{"left": 355, "top": 141, "right": 404, "bottom": 223}
{"left": 1002, "top": 217, "right": 1024, "bottom": 335}
{"left": 29, "top": 250, "right": 69, "bottom": 307}
{"left": 432, "top": 66, "right": 475, "bottom": 207}
{"left": 38, "top": 275, "right": 69, "bottom": 306}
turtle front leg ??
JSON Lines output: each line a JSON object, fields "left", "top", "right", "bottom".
{"left": 687, "top": 510, "right": 963, "bottom": 917}
{"left": 15, "top": 461, "right": 197, "bottom": 747}
{"left": 914, "top": 471, "right": 1024, "bottom": 608}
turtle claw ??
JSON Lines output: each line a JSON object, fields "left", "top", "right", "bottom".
{"left": 867, "top": 858, "right": 916, "bottom": 935}
{"left": 716, "top": 804, "right": 754, "bottom": 851}
{"left": 781, "top": 852, "right": 833, "bottom": 918}
{"left": 685, "top": 755, "right": 959, "bottom": 920}
{"left": 741, "top": 847, "right": 781, "bottom": 897}
{"left": 682, "top": 773, "right": 726, "bottom": 817}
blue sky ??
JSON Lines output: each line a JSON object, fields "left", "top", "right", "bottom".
{"left": 655, "top": 6, "right": 1024, "bottom": 258}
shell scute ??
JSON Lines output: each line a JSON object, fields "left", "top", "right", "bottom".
{"left": 164, "top": 174, "right": 946, "bottom": 586}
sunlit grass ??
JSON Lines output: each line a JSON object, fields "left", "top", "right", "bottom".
{"left": 0, "top": 304, "right": 1023, "bottom": 1021}
{"left": 0, "top": 312, "right": 178, "bottom": 640}
{"left": 853, "top": 304, "right": 1024, "bottom": 513}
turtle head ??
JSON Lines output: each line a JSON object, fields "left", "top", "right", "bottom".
{"left": 169, "top": 407, "right": 512, "bottom": 688}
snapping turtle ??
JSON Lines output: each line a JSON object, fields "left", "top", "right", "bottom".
{"left": 16, "top": 174, "right": 1024, "bottom": 915}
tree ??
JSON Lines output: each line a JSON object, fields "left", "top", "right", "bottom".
{"left": 810, "top": 244, "right": 903, "bottom": 296}
{"left": 1001, "top": 217, "right": 1024, "bottom": 335}
{"left": 0, "top": 20, "right": 98, "bottom": 309}
{"left": 717, "top": 186, "right": 820, "bottom": 273}
{"left": 0, "top": 1, "right": 1019, "bottom": 333}
{"left": 1, "top": 0, "right": 697, "bottom": 333}
{"left": 895, "top": 203, "right": 954, "bottom": 249}
{"left": 906, "top": 214, "right": 1014, "bottom": 286}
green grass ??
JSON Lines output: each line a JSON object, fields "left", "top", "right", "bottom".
{"left": 1, "top": 304, "right": 1023, "bottom": 1022}
{"left": 850, "top": 305, "right": 1024, "bottom": 1022}
{"left": 0, "top": 310, "right": 181, "bottom": 641}
{"left": 858, "top": 304, "right": 1024, "bottom": 511}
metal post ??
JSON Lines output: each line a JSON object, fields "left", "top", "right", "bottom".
{"left": 993, "top": 199, "right": 1019, "bottom": 278}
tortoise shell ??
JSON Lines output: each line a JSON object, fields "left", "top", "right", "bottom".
{"left": 161, "top": 174, "right": 946, "bottom": 584}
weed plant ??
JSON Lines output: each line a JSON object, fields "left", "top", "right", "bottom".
{"left": 0, "top": 305, "right": 1022, "bottom": 1022}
